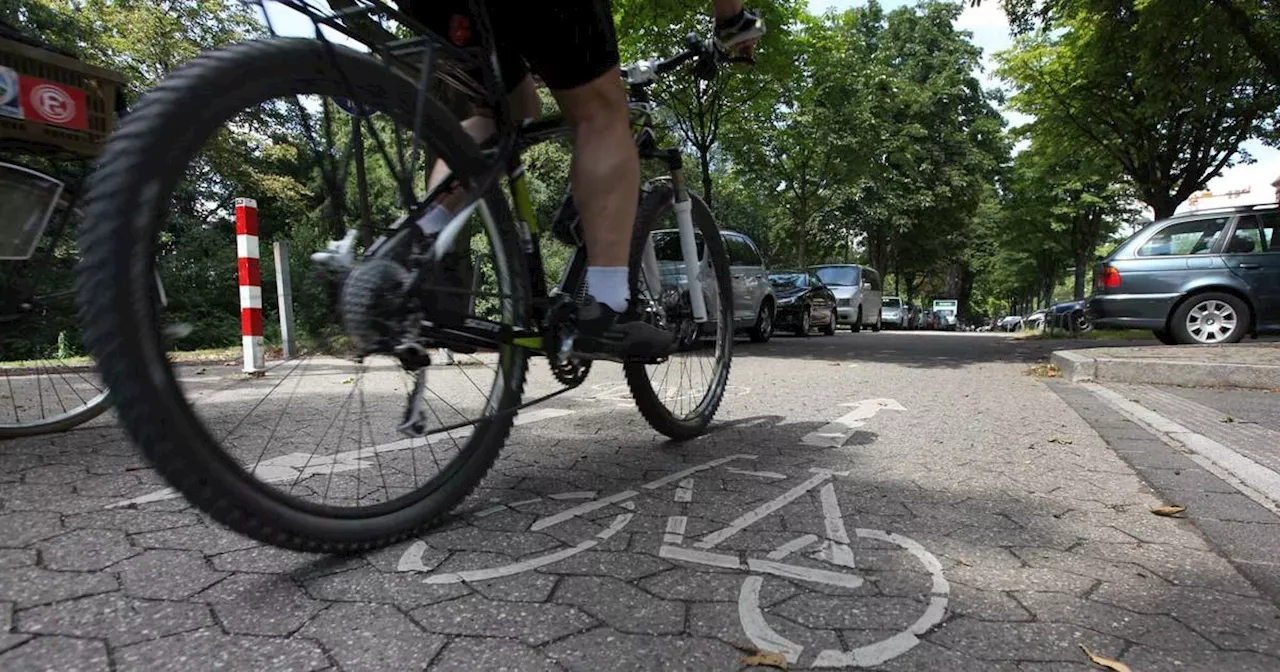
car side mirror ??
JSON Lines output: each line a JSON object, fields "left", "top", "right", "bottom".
{"left": 862, "top": 282, "right": 872, "bottom": 290}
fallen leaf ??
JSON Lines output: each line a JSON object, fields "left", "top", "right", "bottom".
{"left": 740, "top": 649, "right": 788, "bottom": 669}
{"left": 1222, "top": 416, "right": 1236, "bottom": 423}
{"left": 195, "top": 368, "right": 206, "bottom": 375}
{"left": 340, "top": 377, "right": 354, "bottom": 384}
{"left": 1049, "top": 437, "right": 1074, "bottom": 445}
{"left": 1079, "top": 644, "right": 1131, "bottom": 672}
{"left": 1150, "top": 504, "right": 1186, "bottom": 517}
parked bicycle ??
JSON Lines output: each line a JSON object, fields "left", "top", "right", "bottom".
{"left": 74, "top": 0, "right": 759, "bottom": 552}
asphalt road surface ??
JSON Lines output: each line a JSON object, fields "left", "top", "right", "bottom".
{"left": 4, "top": 330, "right": 1280, "bottom": 671}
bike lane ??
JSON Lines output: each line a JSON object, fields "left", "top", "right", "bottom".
{"left": 2, "top": 338, "right": 1279, "bottom": 670}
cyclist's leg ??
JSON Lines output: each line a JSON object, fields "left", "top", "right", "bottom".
{"left": 517, "top": 1, "right": 674, "bottom": 355}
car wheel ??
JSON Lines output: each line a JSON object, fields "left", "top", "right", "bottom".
{"left": 850, "top": 308, "right": 862, "bottom": 333}
{"left": 748, "top": 302, "right": 774, "bottom": 343}
{"left": 1152, "top": 329, "right": 1178, "bottom": 345}
{"left": 795, "top": 307, "right": 811, "bottom": 337}
{"left": 822, "top": 308, "right": 836, "bottom": 336}
{"left": 1171, "top": 292, "right": 1250, "bottom": 345}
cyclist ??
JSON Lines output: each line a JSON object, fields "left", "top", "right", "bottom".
{"left": 318, "top": 1, "right": 763, "bottom": 357}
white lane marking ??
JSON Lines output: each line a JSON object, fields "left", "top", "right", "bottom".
{"left": 674, "top": 478, "right": 694, "bottom": 503}
{"left": 619, "top": 500, "right": 636, "bottom": 511}
{"left": 642, "top": 454, "right": 755, "bottom": 490}
{"left": 816, "top": 482, "right": 857, "bottom": 569}
{"left": 1085, "top": 382, "right": 1280, "bottom": 506}
{"left": 739, "top": 576, "right": 805, "bottom": 663}
{"left": 106, "top": 408, "right": 573, "bottom": 509}
{"left": 663, "top": 516, "right": 688, "bottom": 545}
{"left": 597, "top": 512, "right": 634, "bottom": 539}
{"left": 767, "top": 534, "right": 819, "bottom": 561}
{"left": 694, "top": 471, "right": 835, "bottom": 549}
{"left": 549, "top": 491, "right": 598, "bottom": 500}
{"left": 424, "top": 540, "right": 597, "bottom": 584}
{"left": 658, "top": 544, "right": 743, "bottom": 569}
{"left": 739, "top": 526, "right": 950, "bottom": 669}
{"left": 745, "top": 558, "right": 865, "bottom": 589}
{"left": 529, "top": 490, "right": 638, "bottom": 531}
{"left": 396, "top": 541, "right": 442, "bottom": 572}
{"left": 509, "top": 498, "right": 542, "bottom": 508}
{"left": 725, "top": 467, "right": 787, "bottom": 480}
{"left": 800, "top": 399, "right": 906, "bottom": 448}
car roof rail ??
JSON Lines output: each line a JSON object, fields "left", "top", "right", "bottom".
{"left": 1177, "top": 203, "right": 1278, "bottom": 217}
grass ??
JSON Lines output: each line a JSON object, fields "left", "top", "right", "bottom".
{"left": 1027, "top": 362, "right": 1063, "bottom": 378}
{"left": 1012, "top": 328, "right": 1153, "bottom": 342}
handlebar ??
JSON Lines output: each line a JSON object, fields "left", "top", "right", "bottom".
{"left": 624, "top": 24, "right": 761, "bottom": 88}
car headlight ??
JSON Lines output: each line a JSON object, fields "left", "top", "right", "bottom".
{"left": 777, "top": 296, "right": 796, "bottom": 306}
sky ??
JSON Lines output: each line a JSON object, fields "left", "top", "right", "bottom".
{"left": 811, "top": 0, "right": 1280, "bottom": 215}
{"left": 261, "top": 1, "right": 1278, "bottom": 216}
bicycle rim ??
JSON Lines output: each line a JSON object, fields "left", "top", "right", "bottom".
{"left": 76, "top": 38, "right": 530, "bottom": 551}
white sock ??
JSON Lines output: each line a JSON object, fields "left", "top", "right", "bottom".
{"left": 416, "top": 204, "right": 451, "bottom": 236}
{"left": 586, "top": 266, "right": 629, "bottom": 312}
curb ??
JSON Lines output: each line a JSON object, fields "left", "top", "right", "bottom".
{"left": 1051, "top": 349, "right": 1280, "bottom": 390}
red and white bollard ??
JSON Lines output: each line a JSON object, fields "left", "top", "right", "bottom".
{"left": 236, "top": 198, "right": 265, "bottom": 373}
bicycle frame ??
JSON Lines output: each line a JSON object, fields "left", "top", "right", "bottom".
{"left": 263, "top": 0, "right": 712, "bottom": 358}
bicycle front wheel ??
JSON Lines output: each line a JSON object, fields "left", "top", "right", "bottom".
{"left": 624, "top": 180, "right": 734, "bottom": 439}
{"left": 76, "top": 38, "right": 530, "bottom": 552}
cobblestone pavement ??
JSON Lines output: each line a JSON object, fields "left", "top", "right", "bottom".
{"left": 3, "top": 331, "right": 1280, "bottom": 671}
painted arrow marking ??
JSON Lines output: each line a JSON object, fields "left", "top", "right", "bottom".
{"left": 800, "top": 398, "right": 906, "bottom": 448}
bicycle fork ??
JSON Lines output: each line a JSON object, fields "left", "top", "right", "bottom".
{"left": 638, "top": 158, "right": 708, "bottom": 324}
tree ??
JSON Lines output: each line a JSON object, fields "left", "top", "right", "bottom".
{"left": 997, "top": 0, "right": 1279, "bottom": 220}
{"left": 614, "top": 0, "right": 803, "bottom": 209}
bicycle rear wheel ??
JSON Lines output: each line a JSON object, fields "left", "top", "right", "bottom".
{"left": 76, "top": 38, "right": 529, "bottom": 552}
{"left": 1, "top": 174, "right": 111, "bottom": 439}
{"left": 624, "top": 180, "right": 734, "bottom": 439}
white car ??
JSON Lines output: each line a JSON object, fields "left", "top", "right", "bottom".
{"left": 809, "top": 264, "right": 883, "bottom": 332}
{"left": 650, "top": 228, "right": 777, "bottom": 342}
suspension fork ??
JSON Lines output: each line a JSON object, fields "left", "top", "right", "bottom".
{"left": 658, "top": 153, "right": 708, "bottom": 323}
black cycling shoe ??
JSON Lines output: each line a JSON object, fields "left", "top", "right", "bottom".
{"left": 574, "top": 299, "right": 677, "bottom": 358}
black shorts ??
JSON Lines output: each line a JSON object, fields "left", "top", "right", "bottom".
{"left": 402, "top": 1, "right": 620, "bottom": 92}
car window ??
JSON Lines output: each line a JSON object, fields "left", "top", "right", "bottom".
{"left": 651, "top": 230, "right": 706, "bottom": 262}
{"left": 882, "top": 297, "right": 901, "bottom": 308}
{"left": 808, "top": 273, "right": 825, "bottom": 288}
{"left": 813, "top": 266, "right": 860, "bottom": 287}
{"left": 723, "top": 234, "right": 755, "bottom": 266}
{"left": 1256, "top": 212, "right": 1280, "bottom": 251}
{"left": 768, "top": 272, "right": 806, "bottom": 288}
{"left": 1136, "top": 217, "right": 1229, "bottom": 256}
{"left": 737, "top": 236, "right": 763, "bottom": 266}
{"left": 1228, "top": 215, "right": 1267, "bottom": 254}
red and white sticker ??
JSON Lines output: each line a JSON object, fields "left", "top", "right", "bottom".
{"left": 19, "top": 75, "right": 88, "bottom": 130}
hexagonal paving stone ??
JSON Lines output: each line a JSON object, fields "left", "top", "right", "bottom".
{"left": 543, "top": 628, "right": 744, "bottom": 671}
{"left": 17, "top": 593, "right": 212, "bottom": 646}
{"left": 554, "top": 576, "right": 684, "bottom": 635}
{"left": 115, "top": 627, "right": 328, "bottom": 672}
{"left": 112, "top": 550, "right": 228, "bottom": 600}
{"left": 431, "top": 636, "right": 561, "bottom": 672}
{"left": 409, "top": 594, "right": 597, "bottom": 645}
{"left": 199, "top": 574, "right": 324, "bottom": 637}
{"left": 0, "top": 512, "right": 64, "bottom": 548}
{"left": 0, "top": 567, "right": 118, "bottom": 608}
{"left": 36, "top": 529, "right": 140, "bottom": 572}
{"left": 0, "top": 635, "right": 110, "bottom": 671}
{"left": 299, "top": 603, "right": 447, "bottom": 671}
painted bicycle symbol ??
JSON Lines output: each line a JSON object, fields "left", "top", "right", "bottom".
{"left": 397, "top": 454, "right": 949, "bottom": 668}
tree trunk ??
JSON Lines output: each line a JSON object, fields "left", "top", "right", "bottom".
{"left": 698, "top": 148, "right": 714, "bottom": 210}
{"left": 1073, "top": 262, "right": 1088, "bottom": 301}
{"left": 1147, "top": 193, "right": 1178, "bottom": 221}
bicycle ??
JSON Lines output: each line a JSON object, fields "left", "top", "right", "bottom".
{"left": 74, "top": 0, "right": 759, "bottom": 552}
{"left": 1, "top": 161, "right": 113, "bottom": 437}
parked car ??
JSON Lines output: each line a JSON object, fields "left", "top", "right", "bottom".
{"left": 809, "top": 264, "right": 883, "bottom": 332}
{"left": 997, "top": 315, "right": 1023, "bottom": 332}
{"left": 932, "top": 299, "right": 959, "bottom": 331}
{"left": 650, "top": 228, "right": 777, "bottom": 343}
{"left": 1088, "top": 205, "right": 1280, "bottom": 344}
{"left": 767, "top": 270, "right": 838, "bottom": 336}
{"left": 881, "top": 296, "right": 906, "bottom": 329}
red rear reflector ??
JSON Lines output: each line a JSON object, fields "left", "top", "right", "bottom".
{"left": 1101, "top": 266, "right": 1122, "bottom": 288}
